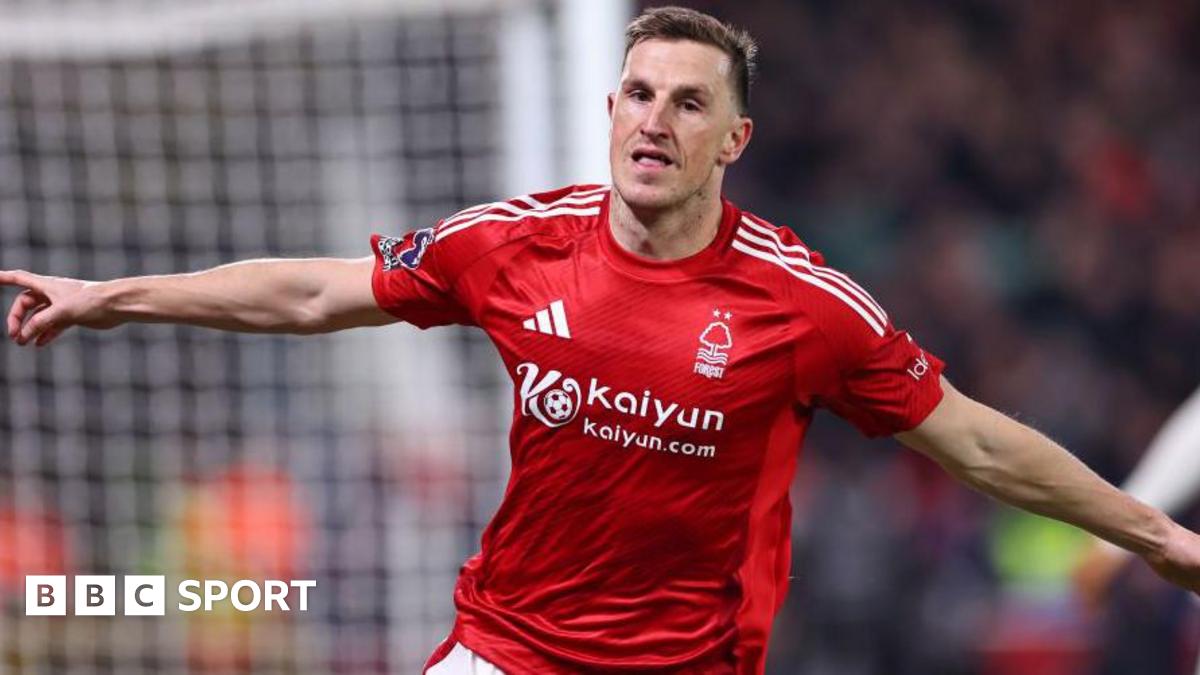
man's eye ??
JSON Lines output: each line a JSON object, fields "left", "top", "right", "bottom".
{"left": 681, "top": 100, "right": 702, "bottom": 112}
{"left": 629, "top": 90, "right": 650, "bottom": 102}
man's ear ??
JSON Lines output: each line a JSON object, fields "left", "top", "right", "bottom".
{"left": 718, "top": 116, "right": 753, "bottom": 166}
{"left": 607, "top": 92, "right": 615, "bottom": 119}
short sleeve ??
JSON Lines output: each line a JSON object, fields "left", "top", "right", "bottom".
{"left": 369, "top": 228, "right": 473, "bottom": 329}
{"left": 819, "top": 326, "right": 945, "bottom": 437}
{"left": 798, "top": 254, "right": 945, "bottom": 437}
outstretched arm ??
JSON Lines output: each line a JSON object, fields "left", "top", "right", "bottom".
{"left": 896, "top": 377, "right": 1200, "bottom": 593}
{"left": 1, "top": 257, "right": 395, "bottom": 345}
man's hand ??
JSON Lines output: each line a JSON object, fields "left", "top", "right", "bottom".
{"left": 1, "top": 270, "right": 120, "bottom": 347}
{"left": 1141, "top": 522, "right": 1200, "bottom": 594}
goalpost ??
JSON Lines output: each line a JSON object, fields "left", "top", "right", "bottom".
{"left": 0, "top": 0, "right": 628, "bottom": 672}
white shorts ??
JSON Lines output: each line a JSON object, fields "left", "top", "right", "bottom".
{"left": 425, "top": 642, "right": 506, "bottom": 675}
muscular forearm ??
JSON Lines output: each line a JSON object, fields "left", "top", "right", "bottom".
{"left": 100, "top": 259, "right": 323, "bottom": 332}
{"left": 95, "top": 257, "right": 385, "bottom": 334}
{"left": 899, "top": 380, "right": 1173, "bottom": 558}
{"left": 961, "top": 411, "right": 1169, "bottom": 556}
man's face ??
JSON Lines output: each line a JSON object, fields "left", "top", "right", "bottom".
{"left": 609, "top": 39, "right": 751, "bottom": 214}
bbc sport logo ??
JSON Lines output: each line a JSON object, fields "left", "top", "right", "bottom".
{"left": 25, "top": 575, "right": 316, "bottom": 616}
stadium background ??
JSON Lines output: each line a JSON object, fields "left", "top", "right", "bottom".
{"left": 0, "top": 0, "right": 1197, "bottom": 673}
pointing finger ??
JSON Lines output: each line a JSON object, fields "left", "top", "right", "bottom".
{"left": 0, "top": 269, "right": 42, "bottom": 291}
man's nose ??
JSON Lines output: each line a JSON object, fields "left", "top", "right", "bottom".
{"left": 640, "top": 101, "right": 670, "bottom": 139}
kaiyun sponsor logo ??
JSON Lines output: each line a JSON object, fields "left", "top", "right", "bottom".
{"left": 516, "top": 361, "right": 725, "bottom": 432}
{"left": 581, "top": 417, "right": 718, "bottom": 458}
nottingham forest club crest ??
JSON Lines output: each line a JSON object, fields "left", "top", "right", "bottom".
{"left": 694, "top": 309, "right": 733, "bottom": 380}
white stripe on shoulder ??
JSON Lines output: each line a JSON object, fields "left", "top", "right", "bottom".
{"left": 436, "top": 190, "right": 606, "bottom": 242}
{"left": 737, "top": 216, "right": 888, "bottom": 323}
{"left": 440, "top": 194, "right": 543, "bottom": 225}
{"left": 740, "top": 216, "right": 810, "bottom": 256}
{"left": 440, "top": 193, "right": 603, "bottom": 232}
{"left": 735, "top": 228, "right": 888, "bottom": 325}
{"left": 807, "top": 259, "right": 887, "bottom": 322}
{"left": 736, "top": 227, "right": 808, "bottom": 266}
{"left": 571, "top": 185, "right": 612, "bottom": 198}
{"left": 435, "top": 205, "right": 602, "bottom": 242}
{"left": 731, "top": 238, "right": 886, "bottom": 336}
{"left": 440, "top": 191, "right": 597, "bottom": 229}
{"left": 437, "top": 186, "right": 607, "bottom": 232}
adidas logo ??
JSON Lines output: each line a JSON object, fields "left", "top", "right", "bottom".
{"left": 522, "top": 299, "right": 571, "bottom": 339}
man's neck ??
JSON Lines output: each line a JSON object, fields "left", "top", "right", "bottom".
{"left": 608, "top": 187, "right": 724, "bottom": 261}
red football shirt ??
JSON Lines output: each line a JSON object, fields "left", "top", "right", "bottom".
{"left": 371, "top": 184, "right": 945, "bottom": 674}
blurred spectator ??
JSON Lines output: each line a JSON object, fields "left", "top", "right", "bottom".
{"left": 170, "top": 461, "right": 315, "bottom": 673}
{"left": 0, "top": 503, "right": 72, "bottom": 596}
{"left": 640, "top": 1, "right": 1200, "bottom": 672}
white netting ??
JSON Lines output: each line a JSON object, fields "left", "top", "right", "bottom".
{"left": 0, "top": 0, "right": 512, "bottom": 58}
{"left": 0, "top": 3, "right": 523, "bottom": 673}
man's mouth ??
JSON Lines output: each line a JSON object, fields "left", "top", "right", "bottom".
{"left": 631, "top": 148, "right": 673, "bottom": 168}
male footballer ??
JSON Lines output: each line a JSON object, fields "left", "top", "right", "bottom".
{"left": 4, "top": 7, "right": 1200, "bottom": 674}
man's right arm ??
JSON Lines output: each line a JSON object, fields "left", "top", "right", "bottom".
{"left": 1, "top": 256, "right": 396, "bottom": 346}
{"left": 897, "top": 377, "right": 1200, "bottom": 594}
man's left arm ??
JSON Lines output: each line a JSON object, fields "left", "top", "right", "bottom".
{"left": 895, "top": 376, "right": 1200, "bottom": 593}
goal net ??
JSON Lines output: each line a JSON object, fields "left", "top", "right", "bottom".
{"left": 0, "top": 0, "right": 625, "bottom": 672}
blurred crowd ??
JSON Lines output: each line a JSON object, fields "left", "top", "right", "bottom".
{"left": 654, "top": 0, "right": 1200, "bottom": 673}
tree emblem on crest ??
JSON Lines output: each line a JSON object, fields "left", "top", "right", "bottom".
{"left": 694, "top": 310, "right": 733, "bottom": 379}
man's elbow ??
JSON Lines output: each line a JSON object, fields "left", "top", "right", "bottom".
{"left": 290, "top": 304, "right": 332, "bottom": 334}
{"left": 298, "top": 257, "right": 386, "bottom": 333}
{"left": 925, "top": 435, "right": 1006, "bottom": 490}
{"left": 953, "top": 447, "right": 1018, "bottom": 494}
{"left": 299, "top": 288, "right": 394, "bottom": 334}
{"left": 234, "top": 284, "right": 329, "bottom": 334}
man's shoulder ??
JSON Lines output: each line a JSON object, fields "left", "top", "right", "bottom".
{"left": 417, "top": 184, "right": 607, "bottom": 281}
{"left": 729, "top": 209, "right": 812, "bottom": 255}
{"left": 433, "top": 184, "right": 608, "bottom": 251}
{"left": 727, "top": 209, "right": 822, "bottom": 283}
{"left": 728, "top": 210, "right": 890, "bottom": 338}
